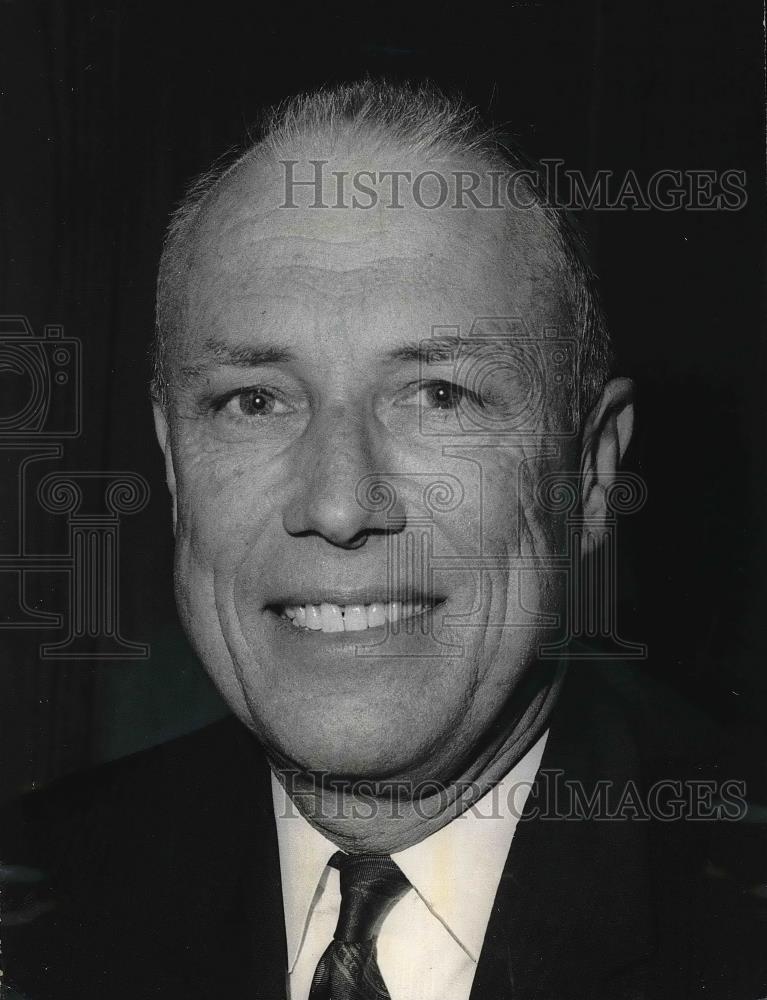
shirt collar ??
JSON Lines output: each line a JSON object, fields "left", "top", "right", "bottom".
{"left": 271, "top": 730, "right": 548, "bottom": 970}
{"left": 391, "top": 731, "right": 548, "bottom": 962}
{"left": 271, "top": 777, "right": 338, "bottom": 971}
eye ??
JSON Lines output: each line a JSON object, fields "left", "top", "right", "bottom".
{"left": 416, "top": 380, "right": 487, "bottom": 414}
{"left": 422, "top": 381, "right": 466, "bottom": 410}
{"left": 217, "top": 387, "right": 291, "bottom": 418}
{"left": 391, "top": 379, "right": 486, "bottom": 419}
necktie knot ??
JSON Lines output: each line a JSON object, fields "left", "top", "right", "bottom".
{"left": 309, "top": 852, "right": 411, "bottom": 999}
{"left": 329, "top": 851, "right": 410, "bottom": 944}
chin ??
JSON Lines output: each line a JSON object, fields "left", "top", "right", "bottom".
{"left": 245, "top": 683, "right": 449, "bottom": 783}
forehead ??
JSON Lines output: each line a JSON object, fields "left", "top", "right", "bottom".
{"left": 173, "top": 148, "right": 567, "bottom": 361}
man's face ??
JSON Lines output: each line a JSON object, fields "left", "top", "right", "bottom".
{"left": 156, "top": 153, "right": 575, "bottom": 783}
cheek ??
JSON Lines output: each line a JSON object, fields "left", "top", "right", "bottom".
{"left": 438, "top": 451, "right": 565, "bottom": 561}
{"left": 497, "top": 454, "right": 569, "bottom": 558}
{"left": 173, "top": 446, "right": 278, "bottom": 567}
{"left": 449, "top": 459, "right": 567, "bottom": 635}
{"left": 450, "top": 460, "right": 523, "bottom": 557}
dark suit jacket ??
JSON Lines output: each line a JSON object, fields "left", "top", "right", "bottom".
{"left": 2, "top": 664, "right": 765, "bottom": 999}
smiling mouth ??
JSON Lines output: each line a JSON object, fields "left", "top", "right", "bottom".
{"left": 274, "top": 600, "right": 438, "bottom": 633}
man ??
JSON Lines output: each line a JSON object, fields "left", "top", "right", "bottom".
{"left": 2, "top": 80, "right": 764, "bottom": 999}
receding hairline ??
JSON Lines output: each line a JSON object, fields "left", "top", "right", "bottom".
{"left": 159, "top": 79, "right": 560, "bottom": 281}
{"left": 154, "top": 80, "right": 612, "bottom": 424}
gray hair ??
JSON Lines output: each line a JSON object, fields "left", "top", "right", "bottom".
{"left": 153, "top": 79, "right": 612, "bottom": 426}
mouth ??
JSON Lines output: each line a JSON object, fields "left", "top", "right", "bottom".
{"left": 269, "top": 599, "right": 440, "bottom": 634}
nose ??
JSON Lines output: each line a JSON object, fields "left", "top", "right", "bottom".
{"left": 282, "top": 404, "right": 406, "bottom": 548}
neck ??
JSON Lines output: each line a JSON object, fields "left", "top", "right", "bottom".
{"left": 270, "top": 663, "right": 565, "bottom": 854}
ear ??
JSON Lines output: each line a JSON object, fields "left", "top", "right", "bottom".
{"left": 579, "top": 378, "right": 635, "bottom": 533}
{"left": 152, "top": 401, "right": 178, "bottom": 535}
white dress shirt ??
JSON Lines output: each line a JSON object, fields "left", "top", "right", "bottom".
{"left": 271, "top": 731, "right": 548, "bottom": 1000}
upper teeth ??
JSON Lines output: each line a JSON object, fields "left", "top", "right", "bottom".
{"left": 281, "top": 601, "right": 431, "bottom": 633}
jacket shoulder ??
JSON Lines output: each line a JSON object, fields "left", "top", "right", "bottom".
{"left": 2, "top": 716, "right": 258, "bottom": 865}
{"left": 0, "top": 717, "right": 281, "bottom": 999}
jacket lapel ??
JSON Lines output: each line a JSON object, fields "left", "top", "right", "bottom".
{"left": 221, "top": 719, "right": 290, "bottom": 999}
{"left": 470, "top": 667, "right": 656, "bottom": 999}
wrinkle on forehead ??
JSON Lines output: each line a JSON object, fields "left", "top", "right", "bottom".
{"left": 189, "top": 145, "right": 551, "bottom": 261}
{"left": 173, "top": 147, "right": 568, "bottom": 360}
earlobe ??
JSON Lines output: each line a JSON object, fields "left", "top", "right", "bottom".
{"left": 152, "top": 401, "right": 178, "bottom": 534}
{"left": 579, "top": 378, "right": 635, "bottom": 525}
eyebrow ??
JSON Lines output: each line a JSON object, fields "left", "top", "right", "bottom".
{"left": 179, "top": 334, "right": 481, "bottom": 383}
{"left": 179, "top": 338, "right": 298, "bottom": 382}
{"left": 384, "top": 337, "right": 462, "bottom": 364}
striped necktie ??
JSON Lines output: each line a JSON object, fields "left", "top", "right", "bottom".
{"left": 308, "top": 852, "right": 411, "bottom": 1000}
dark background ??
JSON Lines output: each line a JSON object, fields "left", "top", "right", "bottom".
{"left": 0, "top": 0, "right": 764, "bottom": 800}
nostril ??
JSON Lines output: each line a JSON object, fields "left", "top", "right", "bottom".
{"left": 345, "top": 530, "right": 369, "bottom": 550}
{"left": 281, "top": 458, "right": 408, "bottom": 544}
